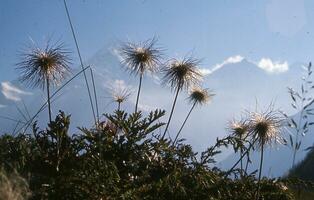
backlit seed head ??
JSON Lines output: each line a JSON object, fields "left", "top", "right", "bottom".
{"left": 17, "top": 42, "right": 71, "bottom": 89}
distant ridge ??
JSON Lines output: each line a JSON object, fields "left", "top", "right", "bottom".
{"left": 289, "top": 148, "right": 314, "bottom": 181}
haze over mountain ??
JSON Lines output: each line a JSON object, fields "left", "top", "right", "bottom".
{"left": 0, "top": 43, "right": 313, "bottom": 177}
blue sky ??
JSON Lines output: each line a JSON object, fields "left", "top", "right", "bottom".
{"left": 1, "top": 0, "right": 314, "bottom": 82}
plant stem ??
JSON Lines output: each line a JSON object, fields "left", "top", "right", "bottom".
{"left": 173, "top": 102, "right": 196, "bottom": 145}
{"left": 63, "top": 0, "right": 97, "bottom": 125}
{"left": 256, "top": 142, "right": 264, "bottom": 200}
{"left": 56, "top": 134, "right": 60, "bottom": 172}
{"left": 162, "top": 87, "right": 180, "bottom": 140}
{"left": 292, "top": 103, "right": 304, "bottom": 168}
{"left": 90, "top": 68, "right": 102, "bottom": 164}
{"left": 292, "top": 67, "right": 311, "bottom": 168}
{"left": 17, "top": 66, "right": 91, "bottom": 135}
{"left": 46, "top": 78, "right": 52, "bottom": 123}
{"left": 135, "top": 73, "right": 143, "bottom": 113}
{"left": 245, "top": 153, "right": 250, "bottom": 175}
{"left": 118, "top": 102, "right": 121, "bottom": 111}
{"left": 240, "top": 145, "right": 243, "bottom": 178}
{"left": 90, "top": 68, "right": 100, "bottom": 125}
{"left": 225, "top": 138, "right": 257, "bottom": 177}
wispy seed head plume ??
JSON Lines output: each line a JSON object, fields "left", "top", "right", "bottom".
{"left": 188, "top": 87, "right": 214, "bottom": 106}
{"left": 249, "top": 108, "right": 284, "bottom": 149}
{"left": 112, "top": 88, "right": 132, "bottom": 104}
{"left": 120, "top": 38, "right": 162, "bottom": 75}
{"left": 17, "top": 42, "right": 71, "bottom": 89}
{"left": 162, "top": 56, "right": 203, "bottom": 92}
{"left": 228, "top": 118, "right": 249, "bottom": 139}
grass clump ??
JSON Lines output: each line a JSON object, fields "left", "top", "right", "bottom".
{"left": 0, "top": 170, "right": 31, "bottom": 200}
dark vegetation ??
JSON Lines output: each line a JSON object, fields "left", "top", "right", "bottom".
{"left": 290, "top": 148, "right": 314, "bottom": 181}
{"left": 0, "top": 110, "right": 298, "bottom": 200}
{"left": 288, "top": 149, "right": 314, "bottom": 200}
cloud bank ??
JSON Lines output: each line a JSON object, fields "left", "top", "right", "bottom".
{"left": 1, "top": 81, "right": 32, "bottom": 101}
{"left": 257, "top": 58, "right": 288, "bottom": 73}
{"left": 200, "top": 55, "right": 244, "bottom": 75}
{"left": 200, "top": 56, "right": 289, "bottom": 75}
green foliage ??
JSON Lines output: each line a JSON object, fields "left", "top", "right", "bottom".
{"left": 284, "top": 62, "right": 314, "bottom": 167}
{"left": 0, "top": 110, "right": 294, "bottom": 199}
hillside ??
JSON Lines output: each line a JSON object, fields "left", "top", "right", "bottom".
{"left": 289, "top": 148, "right": 314, "bottom": 181}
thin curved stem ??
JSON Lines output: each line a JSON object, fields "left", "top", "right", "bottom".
{"left": 135, "top": 73, "right": 143, "bottom": 113}
{"left": 0, "top": 116, "right": 27, "bottom": 125}
{"left": 292, "top": 68, "right": 310, "bottom": 168}
{"left": 16, "top": 66, "right": 90, "bottom": 135}
{"left": 240, "top": 147, "right": 243, "bottom": 178}
{"left": 118, "top": 102, "right": 121, "bottom": 111}
{"left": 245, "top": 153, "right": 250, "bottom": 175}
{"left": 12, "top": 120, "right": 21, "bottom": 136}
{"left": 46, "top": 78, "right": 52, "bottom": 123}
{"left": 225, "top": 138, "right": 258, "bottom": 177}
{"left": 292, "top": 102, "right": 304, "bottom": 168}
{"left": 173, "top": 102, "right": 196, "bottom": 145}
{"left": 162, "top": 87, "right": 180, "bottom": 140}
{"left": 90, "top": 68, "right": 100, "bottom": 125}
{"left": 256, "top": 143, "right": 264, "bottom": 200}
{"left": 63, "top": 0, "right": 97, "bottom": 125}
{"left": 15, "top": 104, "right": 28, "bottom": 123}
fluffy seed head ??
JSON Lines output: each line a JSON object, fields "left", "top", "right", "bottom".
{"left": 112, "top": 88, "right": 132, "bottom": 104}
{"left": 162, "top": 57, "right": 203, "bottom": 91}
{"left": 249, "top": 109, "right": 284, "bottom": 149}
{"left": 17, "top": 42, "right": 71, "bottom": 89}
{"left": 188, "top": 87, "right": 214, "bottom": 106}
{"left": 120, "top": 38, "right": 162, "bottom": 75}
{"left": 228, "top": 119, "right": 249, "bottom": 139}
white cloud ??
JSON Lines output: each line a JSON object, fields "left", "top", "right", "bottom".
{"left": 111, "top": 79, "right": 128, "bottom": 91}
{"left": 205, "top": 55, "right": 288, "bottom": 75}
{"left": 201, "top": 55, "right": 244, "bottom": 75}
{"left": 1, "top": 82, "right": 32, "bottom": 101}
{"left": 213, "top": 55, "right": 244, "bottom": 72}
{"left": 137, "top": 103, "right": 157, "bottom": 112}
{"left": 257, "top": 58, "right": 289, "bottom": 73}
{"left": 112, "top": 48, "right": 124, "bottom": 63}
{"left": 106, "top": 79, "right": 134, "bottom": 99}
{"left": 199, "top": 68, "right": 212, "bottom": 76}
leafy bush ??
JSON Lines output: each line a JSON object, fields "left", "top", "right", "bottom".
{"left": 0, "top": 110, "right": 296, "bottom": 199}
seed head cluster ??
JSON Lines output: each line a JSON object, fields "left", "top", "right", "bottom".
{"left": 228, "top": 109, "right": 284, "bottom": 149}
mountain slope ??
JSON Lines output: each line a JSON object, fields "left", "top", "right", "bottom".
{"left": 289, "top": 148, "right": 314, "bottom": 181}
